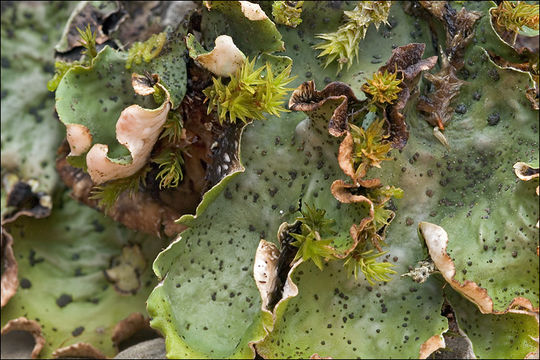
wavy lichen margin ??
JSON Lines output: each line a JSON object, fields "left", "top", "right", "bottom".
{"left": 419, "top": 221, "right": 539, "bottom": 315}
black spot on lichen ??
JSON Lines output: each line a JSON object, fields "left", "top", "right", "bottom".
{"left": 20, "top": 278, "right": 32, "bottom": 289}
{"left": 455, "top": 104, "right": 467, "bottom": 114}
{"left": 487, "top": 68, "right": 500, "bottom": 81}
{"left": 1, "top": 57, "right": 11, "bottom": 68}
{"left": 72, "top": 326, "right": 84, "bottom": 337}
{"left": 487, "top": 113, "right": 500, "bottom": 126}
{"left": 92, "top": 219, "right": 105, "bottom": 232}
{"left": 56, "top": 294, "right": 73, "bottom": 308}
{"left": 29, "top": 249, "right": 44, "bottom": 266}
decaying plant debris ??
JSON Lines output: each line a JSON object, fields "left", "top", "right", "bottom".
{"left": 1, "top": 1, "right": 538, "bottom": 359}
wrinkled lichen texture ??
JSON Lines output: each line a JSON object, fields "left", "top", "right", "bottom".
{"left": 148, "top": 2, "right": 448, "bottom": 359}
{"left": 1, "top": 190, "right": 165, "bottom": 358}
{"left": 419, "top": 46, "right": 538, "bottom": 313}
{"left": 1, "top": 2, "right": 77, "bottom": 202}
{"left": 402, "top": 0, "right": 539, "bottom": 315}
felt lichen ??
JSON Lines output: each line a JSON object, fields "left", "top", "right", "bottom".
{"left": 272, "top": 1, "right": 304, "bottom": 28}
{"left": 203, "top": 57, "right": 295, "bottom": 124}
{"left": 125, "top": 32, "right": 167, "bottom": 70}
{"left": 314, "top": 1, "right": 392, "bottom": 73}
{"left": 7, "top": 1, "right": 539, "bottom": 359}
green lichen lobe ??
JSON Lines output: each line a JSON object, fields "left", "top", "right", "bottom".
{"left": 126, "top": 32, "right": 167, "bottom": 70}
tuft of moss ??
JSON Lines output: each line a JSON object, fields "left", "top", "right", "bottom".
{"left": 272, "top": 1, "right": 304, "bottom": 28}
{"left": 203, "top": 57, "right": 295, "bottom": 124}
{"left": 314, "top": 1, "right": 392, "bottom": 73}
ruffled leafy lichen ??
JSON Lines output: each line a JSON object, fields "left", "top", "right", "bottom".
{"left": 2, "top": 1, "right": 539, "bottom": 359}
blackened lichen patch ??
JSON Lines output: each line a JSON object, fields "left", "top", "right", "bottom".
{"left": 56, "top": 294, "right": 73, "bottom": 308}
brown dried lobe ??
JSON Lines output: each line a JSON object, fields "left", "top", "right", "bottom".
{"left": 56, "top": 144, "right": 186, "bottom": 237}
{"left": 1, "top": 227, "right": 18, "bottom": 308}
{"left": 418, "top": 2, "right": 482, "bottom": 69}
{"left": 1, "top": 182, "right": 51, "bottom": 225}
{"left": 289, "top": 80, "right": 360, "bottom": 137}
{"left": 111, "top": 312, "right": 156, "bottom": 347}
{"left": 416, "top": 3, "right": 482, "bottom": 129}
{"left": 376, "top": 43, "right": 437, "bottom": 148}
{"left": 1, "top": 317, "right": 46, "bottom": 358}
{"left": 52, "top": 342, "right": 106, "bottom": 359}
{"left": 416, "top": 55, "right": 466, "bottom": 129}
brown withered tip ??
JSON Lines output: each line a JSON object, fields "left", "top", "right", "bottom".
{"left": 52, "top": 342, "right": 106, "bottom": 359}
{"left": 330, "top": 179, "right": 379, "bottom": 257}
{"left": 1, "top": 317, "right": 46, "bottom": 358}
{"left": 310, "top": 353, "right": 333, "bottom": 359}
{"left": 337, "top": 133, "right": 357, "bottom": 180}
{"left": 379, "top": 43, "right": 437, "bottom": 83}
{"left": 1, "top": 227, "right": 18, "bottom": 308}
{"left": 419, "top": 334, "right": 446, "bottom": 359}
{"left": 419, "top": 222, "right": 539, "bottom": 316}
{"left": 376, "top": 43, "right": 438, "bottom": 149}
{"left": 416, "top": 54, "right": 466, "bottom": 130}
{"left": 418, "top": 3, "right": 482, "bottom": 70}
{"left": 288, "top": 80, "right": 360, "bottom": 137}
{"left": 112, "top": 312, "right": 156, "bottom": 347}
{"left": 337, "top": 133, "right": 393, "bottom": 184}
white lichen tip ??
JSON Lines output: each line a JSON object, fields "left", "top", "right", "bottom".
{"left": 86, "top": 74, "right": 171, "bottom": 185}
{"left": 240, "top": 1, "right": 268, "bottom": 20}
{"left": 196, "top": 35, "right": 246, "bottom": 77}
{"left": 66, "top": 123, "right": 93, "bottom": 156}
